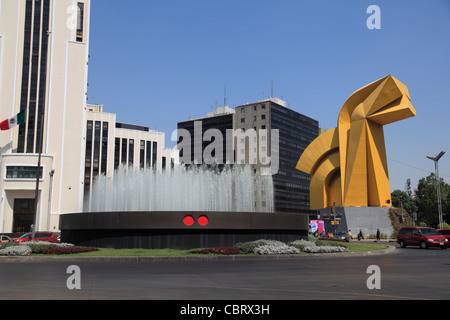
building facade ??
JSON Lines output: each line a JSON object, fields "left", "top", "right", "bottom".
{"left": 235, "top": 98, "right": 319, "bottom": 213}
{"left": 0, "top": 1, "right": 177, "bottom": 233}
{"left": 84, "top": 105, "right": 178, "bottom": 211}
{"left": 177, "top": 98, "right": 319, "bottom": 214}
{"left": 177, "top": 106, "right": 235, "bottom": 167}
{"left": 0, "top": 0, "right": 91, "bottom": 233}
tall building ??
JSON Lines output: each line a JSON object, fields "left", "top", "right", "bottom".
{"left": 177, "top": 106, "right": 235, "bottom": 167}
{"left": 177, "top": 98, "right": 319, "bottom": 214}
{"left": 0, "top": 1, "right": 177, "bottom": 233}
{"left": 235, "top": 98, "right": 319, "bottom": 213}
{"left": 84, "top": 105, "right": 178, "bottom": 211}
{"left": 0, "top": 0, "right": 91, "bottom": 233}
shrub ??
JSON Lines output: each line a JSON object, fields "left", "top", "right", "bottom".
{"left": 302, "top": 245, "right": 348, "bottom": 253}
{"left": 253, "top": 244, "right": 300, "bottom": 255}
{"left": 0, "top": 245, "right": 32, "bottom": 256}
{"left": 189, "top": 247, "right": 241, "bottom": 255}
{"left": 288, "top": 239, "right": 316, "bottom": 251}
{"left": 235, "top": 239, "right": 292, "bottom": 254}
{"left": 44, "top": 246, "right": 98, "bottom": 255}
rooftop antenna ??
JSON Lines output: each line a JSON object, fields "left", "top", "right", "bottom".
{"left": 271, "top": 80, "right": 274, "bottom": 98}
{"left": 224, "top": 86, "right": 227, "bottom": 106}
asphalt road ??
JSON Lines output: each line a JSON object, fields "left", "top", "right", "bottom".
{"left": 1, "top": 243, "right": 449, "bottom": 302}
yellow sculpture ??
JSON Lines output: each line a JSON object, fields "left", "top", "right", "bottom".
{"left": 297, "top": 75, "right": 416, "bottom": 210}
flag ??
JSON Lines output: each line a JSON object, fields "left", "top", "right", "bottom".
{"left": 0, "top": 109, "right": 26, "bottom": 131}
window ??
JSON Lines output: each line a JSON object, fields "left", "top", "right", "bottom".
{"left": 128, "top": 139, "right": 134, "bottom": 166}
{"left": 6, "top": 166, "right": 43, "bottom": 179}
{"left": 114, "top": 138, "right": 120, "bottom": 170}
{"left": 76, "top": 2, "right": 84, "bottom": 42}
{"left": 241, "top": 118, "right": 245, "bottom": 123}
{"left": 152, "top": 142, "right": 157, "bottom": 167}
{"left": 241, "top": 108, "right": 245, "bottom": 113}
{"left": 261, "top": 114, "right": 266, "bottom": 120}
{"left": 121, "top": 138, "right": 127, "bottom": 165}
{"left": 140, "top": 140, "right": 145, "bottom": 169}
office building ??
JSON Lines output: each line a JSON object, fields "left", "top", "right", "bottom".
{"left": 0, "top": 0, "right": 91, "bottom": 233}
{"left": 235, "top": 97, "right": 319, "bottom": 213}
{"left": 84, "top": 105, "right": 178, "bottom": 211}
{"left": 0, "top": 1, "right": 177, "bottom": 233}
{"left": 177, "top": 98, "right": 319, "bottom": 213}
{"left": 177, "top": 106, "right": 235, "bottom": 167}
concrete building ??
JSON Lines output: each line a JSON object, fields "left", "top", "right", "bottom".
{"left": 0, "top": 1, "right": 177, "bottom": 234}
{"left": 235, "top": 97, "right": 319, "bottom": 213}
{"left": 0, "top": 0, "right": 91, "bottom": 233}
{"left": 177, "top": 98, "right": 319, "bottom": 214}
{"left": 84, "top": 104, "right": 178, "bottom": 211}
{"left": 177, "top": 106, "right": 235, "bottom": 167}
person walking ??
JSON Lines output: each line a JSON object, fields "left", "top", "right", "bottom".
{"left": 358, "top": 229, "right": 363, "bottom": 241}
{"left": 376, "top": 228, "right": 381, "bottom": 242}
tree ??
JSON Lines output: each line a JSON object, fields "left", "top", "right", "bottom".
{"left": 391, "top": 189, "right": 417, "bottom": 215}
{"left": 414, "top": 173, "right": 450, "bottom": 227}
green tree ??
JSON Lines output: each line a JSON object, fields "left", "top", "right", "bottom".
{"left": 414, "top": 173, "right": 450, "bottom": 228}
{"left": 391, "top": 189, "right": 417, "bottom": 215}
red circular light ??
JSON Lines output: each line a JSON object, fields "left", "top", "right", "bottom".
{"left": 183, "top": 215, "right": 195, "bottom": 226}
{"left": 198, "top": 215, "right": 209, "bottom": 226}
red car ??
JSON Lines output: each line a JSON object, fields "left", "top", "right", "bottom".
{"left": 437, "top": 229, "right": 450, "bottom": 241}
{"left": 11, "top": 232, "right": 58, "bottom": 243}
{"left": 397, "top": 227, "right": 448, "bottom": 249}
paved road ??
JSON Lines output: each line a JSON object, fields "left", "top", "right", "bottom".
{"left": 1, "top": 243, "right": 449, "bottom": 301}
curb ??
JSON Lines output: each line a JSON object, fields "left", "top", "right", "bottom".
{"left": 0, "top": 245, "right": 397, "bottom": 263}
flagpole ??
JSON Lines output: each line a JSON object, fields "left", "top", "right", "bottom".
{"left": 32, "top": 109, "right": 44, "bottom": 242}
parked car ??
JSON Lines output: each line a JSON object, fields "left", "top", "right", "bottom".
{"left": 334, "top": 231, "right": 349, "bottom": 242}
{"left": 436, "top": 229, "right": 450, "bottom": 241}
{"left": 0, "top": 235, "right": 12, "bottom": 243}
{"left": 10, "top": 232, "right": 58, "bottom": 243}
{"left": 397, "top": 227, "right": 448, "bottom": 249}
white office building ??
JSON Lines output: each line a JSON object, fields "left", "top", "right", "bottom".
{"left": 0, "top": 0, "right": 176, "bottom": 234}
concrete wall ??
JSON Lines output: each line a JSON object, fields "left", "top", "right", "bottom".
{"left": 320, "top": 206, "right": 394, "bottom": 238}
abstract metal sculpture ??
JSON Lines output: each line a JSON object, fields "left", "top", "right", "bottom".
{"left": 297, "top": 75, "right": 416, "bottom": 210}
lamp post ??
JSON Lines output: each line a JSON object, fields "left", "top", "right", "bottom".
{"left": 426, "top": 151, "right": 445, "bottom": 229}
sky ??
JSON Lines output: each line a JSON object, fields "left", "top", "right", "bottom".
{"left": 86, "top": 0, "right": 450, "bottom": 193}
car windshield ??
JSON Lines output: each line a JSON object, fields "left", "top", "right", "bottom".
{"left": 419, "top": 228, "right": 439, "bottom": 235}
{"left": 19, "top": 233, "right": 31, "bottom": 239}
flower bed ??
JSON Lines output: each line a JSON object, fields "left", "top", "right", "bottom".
{"left": 44, "top": 246, "right": 99, "bottom": 255}
{"left": 233, "top": 239, "right": 349, "bottom": 255}
{"left": 0, "top": 245, "right": 32, "bottom": 256}
{"left": 189, "top": 247, "right": 241, "bottom": 255}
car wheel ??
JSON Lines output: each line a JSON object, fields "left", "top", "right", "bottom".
{"left": 400, "top": 240, "right": 406, "bottom": 248}
{"left": 420, "top": 241, "right": 428, "bottom": 249}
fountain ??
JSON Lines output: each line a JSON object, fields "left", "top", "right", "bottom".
{"left": 89, "top": 165, "right": 274, "bottom": 213}
{"left": 60, "top": 165, "right": 308, "bottom": 249}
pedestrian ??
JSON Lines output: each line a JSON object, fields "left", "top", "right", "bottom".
{"left": 376, "top": 228, "right": 380, "bottom": 242}
{"left": 358, "top": 229, "right": 363, "bottom": 241}
{"left": 348, "top": 229, "right": 352, "bottom": 241}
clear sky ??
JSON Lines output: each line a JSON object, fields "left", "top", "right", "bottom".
{"left": 86, "top": 0, "right": 450, "bottom": 193}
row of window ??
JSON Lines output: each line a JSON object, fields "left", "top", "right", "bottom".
{"left": 5, "top": 166, "right": 43, "bottom": 180}
{"left": 240, "top": 114, "right": 266, "bottom": 123}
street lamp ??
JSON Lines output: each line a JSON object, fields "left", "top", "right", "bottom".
{"left": 426, "top": 151, "right": 445, "bottom": 229}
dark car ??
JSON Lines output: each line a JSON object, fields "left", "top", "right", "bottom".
{"left": 436, "top": 229, "right": 450, "bottom": 241}
{"left": 10, "top": 232, "right": 58, "bottom": 243}
{"left": 397, "top": 227, "right": 448, "bottom": 249}
{"left": 334, "top": 231, "right": 349, "bottom": 242}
